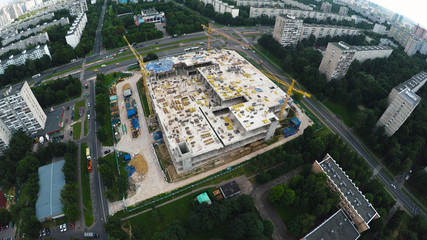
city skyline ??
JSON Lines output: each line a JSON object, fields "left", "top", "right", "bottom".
{"left": 370, "top": 0, "right": 426, "bottom": 28}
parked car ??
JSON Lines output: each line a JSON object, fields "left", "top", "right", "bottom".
{"left": 88, "top": 102, "right": 91, "bottom": 107}
{"left": 67, "top": 106, "right": 70, "bottom": 110}
{"left": 104, "top": 150, "right": 111, "bottom": 154}
{"left": 88, "top": 114, "right": 90, "bottom": 120}
{"left": 65, "top": 119, "right": 68, "bottom": 123}
{"left": 70, "top": 131, "right": 73, "bottom": 136}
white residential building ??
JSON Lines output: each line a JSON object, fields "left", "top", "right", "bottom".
{"left": 200, "top": 0, "right": 239, "bottom": 18}
{"left": 236, "top": 0, "right": 313, "bottom": 10}
{"left": 321, "top": 2, "right": 332, "bottom": 12}
{"left": 0, "top": 82, "right": 47, "bottom": 145}
{"left": 65, "top": 13, "right": 87, "bottom": 49}
{"left": 372, "top": 24, "right": 386, "bottom": 35}
{"left": 376, "top": 72, "right": 427, "bottom": 136}
{"left": 0, "top": 32, "right": 50, "bottom": 56}
{"left": 69, "top": 0, "right": 88, "bottom": 16}
{"left": 250, "top": 7, "right": 353, "bottom": 21}
{"left": 0, "top": 45, "right": 51, "bottom": 74}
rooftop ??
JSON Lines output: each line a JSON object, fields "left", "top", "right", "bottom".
{"left": 0, "top": 82, "right": 25, "bottom": 100}
{"left": 196, "top": 192, "right": 212, "bottom": 205}
{"left": 220, "top": 181, "right": 241, "bottom": 198}
{"left": 141, "top": 8, "right": 161, "bottom": 16}
{"left": 330, "top": 41, "right": 391, "bottom": 52}
{"left": 304, "top": 209, "right": 360, "bottom": 240}
{"left": 317, "top": 154, "right": 378, "bottom": 224}
{"left": 43, "top": 107, "right": 65, "bottom": 135}
{"left": 394, "top": 71, "right": 427, "bottom": 93}
{"left": 35, "top": 160, "right": 66, "bottom": 221}
{"left": 148, "top": 49, "right": 287, "bottom": 158}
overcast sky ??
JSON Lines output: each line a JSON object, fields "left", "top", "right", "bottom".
{"left": 370, "top": 0, "right": 427, "bottom": 28}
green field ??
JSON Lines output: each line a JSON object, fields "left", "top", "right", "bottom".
{"left": 136, "top": 79, "right": 150, "bottom": 117}
{"left": 73, "top": 122, "right": 81, "bottom": 140}
{"left": 80, "top": 142, "right": 94, "bottom": 227}
{"left": 84, "top": 117, "right": 88, "bottom": 136}
{"left": 73, "top": 100, "right": 86, "bottom": 121}
{"left": 323, "top": 99, "right": 358, "bottom": 127}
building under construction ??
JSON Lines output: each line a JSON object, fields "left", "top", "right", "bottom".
{"left": 146, "top": 49, "right": 293, "bottom": 173}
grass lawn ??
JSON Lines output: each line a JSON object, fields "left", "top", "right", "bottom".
{"left": 40, "top": 79, "right": 55, "bottom": 86}
{"left": 322, "top": 99, "right": 358, "bottom": 127}
{"left": 73, "top": 100, "right": 86, "bottom": 121}
{"left": 102, "top": 153, "right": 124, "bottom": 201}
{"left": 275, "top": 205, "right": 298, "bottom": 225}
{"left": 136, "top": 78, "right": 150, "bottom": 117}
{"left": 84, "top": 117, "right": 88, "bottom": 136}
{"left": 80, "top": 142, "right": 94, "bottom": 227}
{"left": 124, "top": 188, "right": 217, "bottom": 239}
{"left": 73, "top": 122, "right": 81, "bottom": 140}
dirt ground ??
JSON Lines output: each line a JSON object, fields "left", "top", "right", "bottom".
{"left": 130, "top": 154, "right": 148, "bottom": 175}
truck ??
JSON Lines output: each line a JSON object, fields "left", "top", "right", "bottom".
{"left": 84, "top": 232, "right": 99, "bottom": 238}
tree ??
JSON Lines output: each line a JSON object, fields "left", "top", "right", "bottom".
{"left": 16, "top": 155, "right": 40, "bottom": 183}
{"left": 0, "top": 209, "right": 11, "bottom": 225}
{"left": 7, "top": 130, "right": 32, "bottom": 162}
{"left": 268, "top": 185, "right": 284, "bottom": 205}
{"left": 263, "top": 220, "right": 274, "bottom": 237}
{"left": 279, "top": 186, "right": 295, "bottom": 207}
{"left": 256, "top": 172, "right": 271, "bottom": 184}
{"left": 105, "top": 215, "right": 128, "bottom": 239}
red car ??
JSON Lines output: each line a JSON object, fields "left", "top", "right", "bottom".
{"left": 70, "top": 222, "right": 75, "bottom": 229}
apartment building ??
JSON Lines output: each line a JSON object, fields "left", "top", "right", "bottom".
{"left": 69, "top": 0, "right": 88, "bottom": 17}
{"left": 319, "top": 41, "right": 392, "bottom": 81}
{"left": 236, "top": 0, "right": 313, "bottom": 10}
{"left": 376, "top": 72, "right": 427, "bottom": 136}
{"left": 1, "top": 17, "right": 69, "bottom": 47}
{"left": 0, "top": 32, "right": 50, "bottom": 56}
{"left": 0, "top": 82, "right": 46, "bottom": 144}
{"left": 413, "top": 25, "right": 426, "bottom": 39}
{"left": 0, "top": 119, "right": 12, "bottom": 153}
{"left": 273, "top": 15, "right": 303, "bottom": 47}
{"left": 312, "top": 154, "right": 380, "bottom": 233}
{"left": 250, "top": 7, "right": 353, "bottom": 21}
{"left": 388, "top": 24, "right": 427, "bottom": 56}
{"left": 372, "top": 23, "right": 386, "bottom": 35}
{"left": 200, "top": 0, "right": 239, "bottom": 18}
{"left": 321, "top": 2, "right": 332, "bottom": 12}
{"left": 0, "top": 45, "right": 51, "bottom": 74}
{"left": 338, "top": 6, "right": 348, "bottom": 15}
{"left": 273, "top": 15, "right": 361, "bottom": 47}
{"left": 65, "top": 13, "right": 87, "bottom": 49}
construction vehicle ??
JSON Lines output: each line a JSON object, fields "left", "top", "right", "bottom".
{"left": 86, "top": 147, "right": 93, "bottom": 172}
{"left": 201, "top": 24, "right": 250, "bottom": 51}
{"left": 201, "top": 24, "right": 310, "bottom": 120}
{"left": 123, "top": 35, "right": 153, "bottom": 116}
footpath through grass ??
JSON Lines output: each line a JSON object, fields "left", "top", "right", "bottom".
{"left": 80, "top": 142, "right": 94, "bottom": 227}
{"left": 73, "top": 122, "right": 81, "bottom": 140}
{"left": 73, "top": 100, "right": 86, "bottom": 121}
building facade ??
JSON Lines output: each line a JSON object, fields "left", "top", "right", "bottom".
{"left": 250, "top": 7, "right": 353, "bottom": 21}
{"left": 338, "top": 6, "right": 348, "bottom": 15}
{"left": 388, "top": 24, "right": 427, "bottom": 56}
{"left": 65, "top": 12, "right": 87, "bottom": 49}
{"left": 372, "top": 23, "right": 386, "bottom": 35}
{"left": 273, "top": 15, "right": 361, "bottom": 47}
{"left": 69, "top": 0, "right": 88, "bottom": 17}
{"left": 312, "top": 154, "right": 380, "bottom": 233}
{"left": 236, "top": 0, "right": 313, "bottom": 10}
{"left": 273, "top": 15, "right": 303, "bottom": 47}
{"left": 0, "top": 45, "right": 51, "bottom": 74}
{"left": 413, "top": 25, "right": 427, "bottom": 39}
{"left": 134, "top": 8, "right": 165, "bottom": 25}
{"left": 376, "top": 72, "right": 427, "bottom": 136}
{"left": 0, "top": 81, "right": 46, "bottom": 144}
{"left": 200, "top": 0, "right": 239, "bottom": 18}
{"left": 321, "top": 2, "right": 332, "bottom": 12}
{"left": 0, "top": 32, "right": 50, "bottom": 56}
{"left": 319, "top": 41, "right": 392, "bottom": 81}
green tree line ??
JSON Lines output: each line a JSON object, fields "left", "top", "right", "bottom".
{"left": 32, "top": 75, "right": 82, "bottom": 108}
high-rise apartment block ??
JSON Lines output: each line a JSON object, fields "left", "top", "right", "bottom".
{"left": 65, "top": 13, "right": 87, "bottom": 49}
{"left": 273, "top": 15, "right": 303, "bottom": 47}
{"left": 273, "top": 15, "right": 360, "bottom": 47}
{"left": 388, "top": 24, "right": 427, "bottom": 56}
{"left": 311, "top": 154, "right": 380, "bottom": 233}
{"left": 338, "top": 6, "right": 348, "bottom": 15}
{"left": 376, "top": 72, "right": 427, "bottom": 136}
{"left": 0, "top": 81, "right": 47, "bottom": 151}
{"left": 236, "top": 0, "right": 313, "bottom": 11}
{"left": 0, "top": 45, "right": 51, "bottom": 75}
{"left": 413, "top": 25, "right": 427, "bottom": 39}
{"left": 319, "top": 41, "right": 393, "bottom": 81}
{"left": 372, "top": 24, "right": 386, "bottom": 35}
{"left": 321, "top": 2, "right": 332, "bottom": 12}
{"left": 69, "top": 0, "right": 88, "bottom": 17}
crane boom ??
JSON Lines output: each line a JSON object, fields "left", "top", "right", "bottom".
{"left": 123, "top": 35, "right": 153, "bottom": 116}
{"left": 201, "top": 24, "right": 251, "bottom": 50}
{"left": 201, "top": 24, "right": 310, "bottom": 120}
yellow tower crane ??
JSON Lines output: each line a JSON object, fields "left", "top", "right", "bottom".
{"left": 201, "top": 24, "right": 310, "bottom": 120}
{"left": 261, "top": 70, "right": 311, "bottom": 120}
{"left": 123, "top": 35, "right": 153, "bottom": 116}
{"left": 201, "top": 23, "right": 251, "bottom": 50}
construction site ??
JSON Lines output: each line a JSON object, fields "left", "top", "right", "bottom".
{"left": 146, "top": 49, "right": 306, "bottom": 173}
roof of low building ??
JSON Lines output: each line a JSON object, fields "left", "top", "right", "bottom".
{"left": 220, "top": 181, "right": 241, "bottom": 198}
{"left": 35, "top": 160, "right": 66, "bottom": 221}
{"left": 304, "top": 209, "right": 360, "bottom": 240}
{"left": 196, "top": 192, "right": 212, "bottom": 204}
